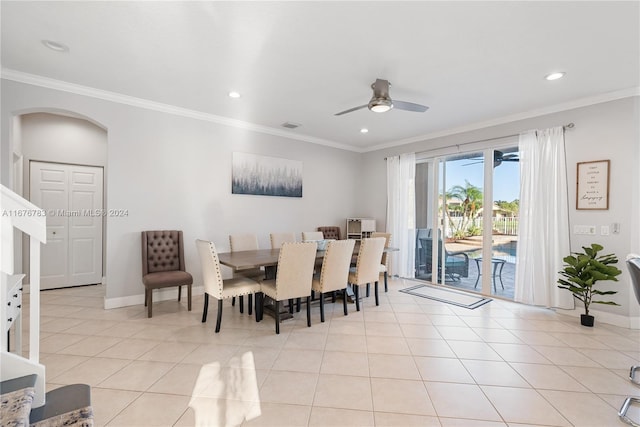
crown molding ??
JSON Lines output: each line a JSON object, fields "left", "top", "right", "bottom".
{"left": 365, "top": 87, "right": 640, "bottom": 153}
{"left": 3, "top": 68, "right": 637, "bottom": 155}
{"left": 1, "top": 68, "right": 362, "bottom": 153}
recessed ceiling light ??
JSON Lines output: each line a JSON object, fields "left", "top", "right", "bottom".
{"left": 228, "top": 91, "right": 241, "bottom": 98}
{"left": 42, "top": 40, "right": 69, "bottom": 52}
{"left": 360, "top": 128, "right": 369, "bottom": 134}
{"left": 545, "top": 72, "right": 566, "bottom": 81}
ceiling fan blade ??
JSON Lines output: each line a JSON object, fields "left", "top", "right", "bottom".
{"left": 393, "top": 100, "right": 429, "bottom": 113}
{"left": 334, "top": 104, "right": 368, "bottom": 116}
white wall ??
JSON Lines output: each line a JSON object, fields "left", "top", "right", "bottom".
{"left": 360, "top": 96, "right": 640, "bottom": 325}
{"left": 1, "top": 79, "right": 360, "bottom": 306}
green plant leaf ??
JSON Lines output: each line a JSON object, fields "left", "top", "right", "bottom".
{"left": 592, "top": 300, "right": 620, "bottom": 306}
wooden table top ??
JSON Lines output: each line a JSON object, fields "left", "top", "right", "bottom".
{"left": 217, "top": 248, "right": 283, "bottom": 270}
{"left": 218, "top": 244, "right": 398, "bottom": 271}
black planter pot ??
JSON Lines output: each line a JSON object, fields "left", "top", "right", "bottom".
{"left": 581, "top": 314, "right": 595, "bottom": 327}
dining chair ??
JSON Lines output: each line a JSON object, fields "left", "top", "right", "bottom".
{"left": 372, "top": 232, "right": 392, "bottom": 292}
{"left": 619, "top": 254, "right": 640, "bottom": 426}
{"left": 317, "top": 226, "right": 341, "bottom": 240}
{"left": 302, "top": 231, "right": 324, "bottom": 242}
{"left": 270, "top": 232, "right": 296, "bottom": 249}
{"left": 229, "top": 233, "right": 263, "bottom": 314}
{"left": 311, "top": 239, "right": 356, "bottom": 322}
{"left": 348, "top": 237, "right": 386, "bottom": 311}
{"left": 259, "top": 241, "right": 318, "bottom": 334}
{"left": 195, "top": 239, "right": 262, "bottom": 333}
{"left": 141, "top": 230, "right": 193, "bottom": 318}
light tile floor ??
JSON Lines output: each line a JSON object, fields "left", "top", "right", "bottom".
{"left": 15, "top": 278, "right": 640, "bottom": 426}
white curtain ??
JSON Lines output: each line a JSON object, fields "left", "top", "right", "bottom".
{"left": 386, "top": 153, "right": 416, "bottom": 278}
{"left": 514, "top": 127, "right": 573, "bottom": 309}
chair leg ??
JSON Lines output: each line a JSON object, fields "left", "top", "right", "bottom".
{"left": 239, "top": 296, "right": 244, "bottom": 314}
{"left": 306, "top": 296, "right": 311, "bottom": 327}
{"left": 255, "top": 293, "right": 262, "bottom": 322}
{"left": 296, "top": 297, "right": 301, "bottom": 312}
{"left": 366, "top": 283, "right": 370, "bottom": 297}
{"left": 232, "top": 296, "right": 236, "bottom": 306}
{"left": 288, "top": 299, "right": 294, "bottom": 314}
{"left": 188, "top": 285, "right": 192, "bottom": 311}
{"left": 275, "top": 300, "right": 280, "bottom": 334}
{"left": 215, "top": 299, "right": 223, "bottom": 333}
{"left": 319, "top": 292, "right": 325, "bottom": 322}
{"left": 332, "top": 291, "right": 336, "bottom": 303}
{"left": 342, "top": 288, "right": 348, "bottom": 316}
{"left": 144, "top": 289, "right": 148, "bottom": 306}
{"left": 248, "top": 294, "right": 253, "bottom": 315}
{"left": 375, "top": 281, "right": 380, "bottom": 306}
{"left": 354, "top": 285, "right": 360, "bottom": 311}
{"left": 384, "top": 272, "right": 388, "bottom": 292}
{"left": 178, "top": 285, "right": 182, "bottom": 301}
{"left": 147, "top": 289, "right": 153, "bottom": 318}
{"left": 202, "top": 293, "right": 209, "bottom": 323}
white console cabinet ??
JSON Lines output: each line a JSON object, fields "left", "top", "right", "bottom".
{"left": 346, "top": 218, "right": 375, "bottom": 240}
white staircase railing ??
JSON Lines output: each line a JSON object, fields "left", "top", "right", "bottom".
{"left": 1, "top": 184, "right": 47, "bottom": 407}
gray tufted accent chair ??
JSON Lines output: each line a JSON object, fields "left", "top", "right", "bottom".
{"left": 317, "top": 226, "right": 341, "bottom": 240}
{"left": 141, "top": 230, "right": 193, "bottom": 318}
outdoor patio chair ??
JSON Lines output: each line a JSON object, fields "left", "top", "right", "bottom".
{"left": 419, "top": 237, "right": 469, "bottom": 281}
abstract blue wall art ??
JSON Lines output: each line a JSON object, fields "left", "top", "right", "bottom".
{"left": 232, "top": 152, "right": 303, "bottom": 197}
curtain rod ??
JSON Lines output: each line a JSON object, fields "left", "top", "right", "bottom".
{"left": 384, "top": 122, "right": 575, "bottom": 160}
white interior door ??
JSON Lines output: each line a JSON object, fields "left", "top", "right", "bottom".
{"left": 30, "top": 161, "right": 103, "bottom": 289}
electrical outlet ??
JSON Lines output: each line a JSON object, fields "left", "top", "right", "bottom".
{"left": 601, "top": 225, "right": 609, "bottom": 235}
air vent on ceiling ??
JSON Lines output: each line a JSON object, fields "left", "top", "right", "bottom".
{"left": 281, "top": 122, "right": 301, "bottom": 129}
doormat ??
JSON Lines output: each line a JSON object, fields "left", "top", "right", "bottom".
{"left": 399, "top": 283, "right": 492, "bottom": 309}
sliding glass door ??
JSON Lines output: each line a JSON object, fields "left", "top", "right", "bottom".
{"left": 415, "top": 144, "right": 520, "bottom": 299}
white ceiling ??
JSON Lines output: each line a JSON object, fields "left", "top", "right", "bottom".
{"left": 2, "top": 1, "right": 638, "bottom": 152}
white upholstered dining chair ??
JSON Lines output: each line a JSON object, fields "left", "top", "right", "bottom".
{"left": 371, "top": 232, "right": 392, "bottom": 292}
{"left": 195, "top": 239, "right": 262, "bottom": 333}
{"left": 302, "top": 231, "right": 324, "bottom": 242}
{"left": 229, "top": 233, "right": 263, "bottom": 313}
{"left": 312, "top": 239, "right": 356, "bottom": 322}
{"left": 270, "top": 232, "right": 296, "bottom": 249}
{"left": 259, "top": 241, "right": 318, "bottom": 334}
{"left": 348, "top": 237, "right": 386, "bottom": 311}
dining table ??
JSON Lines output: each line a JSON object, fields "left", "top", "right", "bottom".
{"left": 217, "top": 243, "right": 398, "bottom": 299}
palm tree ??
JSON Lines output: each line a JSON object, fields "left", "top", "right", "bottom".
{"left": 446, "top": 180, "right": 483, "bottom": 238}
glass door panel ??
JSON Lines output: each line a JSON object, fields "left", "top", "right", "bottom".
{"left": 417, "top": 152, "right": 485, "bottom": 290}
{"left": 490, "top": 146, "right": 520, "bottom": 299}
{"left": 442, "top": 152, "right": 485, "bottom": 290}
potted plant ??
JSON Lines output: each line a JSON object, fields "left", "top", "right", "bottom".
{"left": 557, "top": 243, "right": 622, "bottom": 326}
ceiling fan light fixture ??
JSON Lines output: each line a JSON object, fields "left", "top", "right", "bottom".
{"left": 369, "top": 98, "right": 393, "bottom": 113}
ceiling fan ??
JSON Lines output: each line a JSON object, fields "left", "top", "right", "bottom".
{"left": 463, "top": 150, "right": 519, "bottom": 168}
{"left": 334, "top": 78, "right": 429, "bottom": 116}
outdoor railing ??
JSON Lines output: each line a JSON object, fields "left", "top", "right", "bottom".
{"left": 447, "top": 216, "right": 519, "bottom": 236}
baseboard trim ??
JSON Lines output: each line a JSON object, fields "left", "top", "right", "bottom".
{"left": 104, "top": 285, "right": 204, "bottom": 310}
{"left": 556, "top": 307, "right": 640, "bottom": 329}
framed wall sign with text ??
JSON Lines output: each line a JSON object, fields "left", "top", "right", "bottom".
{"left": 576, "top": 160, "right": 609, "bottom": 210}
